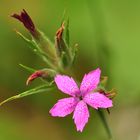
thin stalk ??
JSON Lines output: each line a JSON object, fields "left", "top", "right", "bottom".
{"left": 97, "top": 109, "right": 113, "bottom": 140}
{"left": 0, "top": 84, "right": 55, "bottom": 106}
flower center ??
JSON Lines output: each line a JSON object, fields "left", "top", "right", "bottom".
{"left": 79, "top": 96, "right": 83, "bottom": 100}
{"left": 76, "top": 93, "right": 83, "bottom": 100}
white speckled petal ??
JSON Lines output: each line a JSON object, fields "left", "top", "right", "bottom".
{"left": 83, "top": 92, "right": 113, "bottom": 109}
{"left": 73, "top": 100, "right": 89, "bottom": 132}
{"left": 50, "top": 97, "right": 78, "bottom": 117}
{"left": 80, "top": 68, "right": 101, "bottom": 94}
{"left": 55, "top": 75, "right": 80, "bottom": 96}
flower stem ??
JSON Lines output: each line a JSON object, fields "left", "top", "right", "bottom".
{"left": 97, "top": 109, "right": 113, "bottom": 140}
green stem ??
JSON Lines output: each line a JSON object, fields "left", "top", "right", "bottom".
{"left": 97, "top": 109, "right": 113, "bottom": 140}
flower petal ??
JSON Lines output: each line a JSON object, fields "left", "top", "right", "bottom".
{"left": 73, "top": 101, "right": 89, "bottom": 132}
{"left": 80, "top": 68, "right": 101, "bottom": 94}
{"left": 49, "top": 97, "right": 78, "bottom": 117}
{"left": 83, "top": 92, "right": 113, "bottom": 109}
{"left": 55, "top": 75, "right": 80, "bottom": 96}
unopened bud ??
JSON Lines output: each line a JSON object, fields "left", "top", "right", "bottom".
{"left": 11, "top": 9, "right": 38, "bottom": 38}
{"left": 12, "top": 9, "right": 58, "bottom": 68}
{"left": 55, "top": 22, "right": 66, "bottom": 55}
{"left": 56, "top": 22, "right": 65, "bottom": 41}
{"left": 26, "top": 69, "right": 56, "bottom": 85}
{"left": 55, "top": 22, "right": 73, "bottom": 68}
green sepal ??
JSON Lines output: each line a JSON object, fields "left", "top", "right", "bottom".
{"left": 60, "top": 51, "right": 70, "bottom": 68}
{"left": 56, "top": 38, "right": 69, "bottom": 56}
{"left": 19, "top": 64, "right": 36, "bottom": 73}
{"left": 106, "top": 89, "right": 117, "bottom": 99}
{"left": 36, "top": 68, "right": 57, "bottom": 82}
{"left": 71, "top": 43, "right": 78, "bottom": 65}
{"left": 34, "top": 29, "right": 57, "bottom": 61}
{"left": 100, "top": 76, "right": 108, "bottom": 87}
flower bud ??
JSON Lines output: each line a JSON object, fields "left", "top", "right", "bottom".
{"left": 55, "top": 22, "right": 66, "bottom": 55}
{"left": 55, "top": 22, "right": 72, "bottom": 68}
{"left": 26, "top": 69, "right": 56, "bottom": 85}
{"left": 11, "top": 9, "right": 58, "bottom": 69}
{"left": 11, "top": 9, "right": 38, "bottom": 38}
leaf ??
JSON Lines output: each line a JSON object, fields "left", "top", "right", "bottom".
{"left": 19, "top": 64, "right": 36, "bottom": 73}
{"left": 60, "top": 9, "right": 66, "bottom": 25}
{"left": 16, "top": 30, "right": 37, "bottom": 50}
{"left": 0, "top": 84, "right": 55, "bottom": 106}
{"left": 65, "top": 18, "right": 69, "bottom": 46}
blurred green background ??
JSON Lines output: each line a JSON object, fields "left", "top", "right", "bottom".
{"left": 0, "top": 0, "right": 140, "bottom": 140}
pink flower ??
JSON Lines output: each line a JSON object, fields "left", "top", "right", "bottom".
{"left": 49, "top": 68, "right": 113, "bottom": 132}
